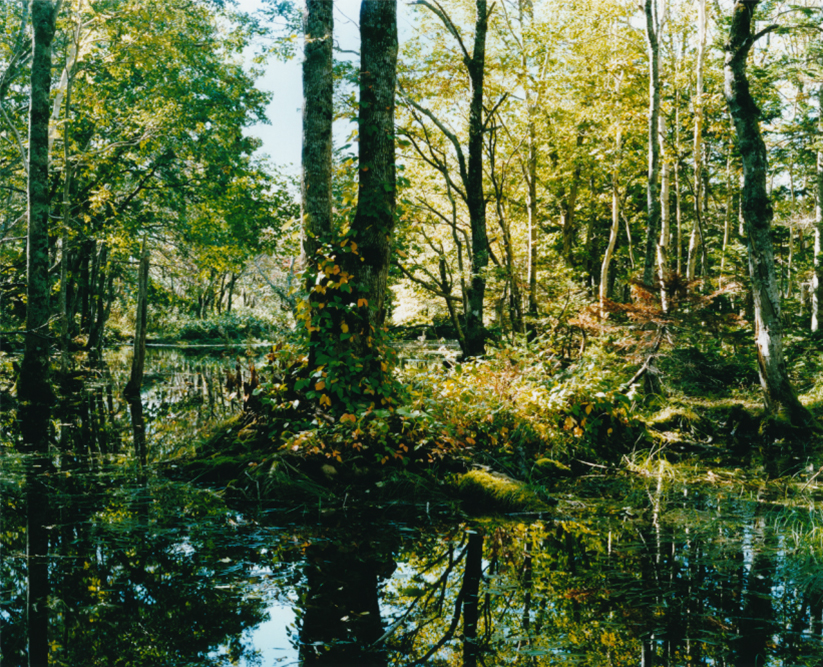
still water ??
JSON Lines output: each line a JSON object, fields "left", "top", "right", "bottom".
{"left": 3, "top": 349, "right": 823, "bottom": 666}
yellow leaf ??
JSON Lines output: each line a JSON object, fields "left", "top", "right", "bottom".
{"left": 607, "top": 428, "right": 614, "bottom": 436}
{"left": 564, "top": 416, "right": 574, "bottom": 430}
{"left": 319, "top": 394, "right": 331, "bottom": 407}
{"left": 341, "top": 322, "right": 349, "bottom": 333}
{"left": 358, "top": 298, "right": 368, "bottom": 307}
{"left": 585, "top": 403, "right": 593, "bottom": 415}
{"left": 350, "top": 242, "right": 358, "bottom": 252}
{"left": 340, "top": 413, "right": 357, "bottom": 423}
{"left": 315, "top": 381, "right": 326, "bottom": 391}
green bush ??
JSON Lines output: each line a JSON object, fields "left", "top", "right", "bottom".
{"left": 153, "top": 311, "right": 276, "bottom": 343}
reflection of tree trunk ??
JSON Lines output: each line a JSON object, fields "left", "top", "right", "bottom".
{"left": 125, "top": 240, "right": 149, "bottom": 401}
{"left": 736, "top": 551, "right": 775, "bottom": 666}
{"left": 462, "top": 530, "right": 484, "bottom": 667}
{"left": 299, "top": 541, "right": 392, "bottom": 666}
{"left": 26, "top": 459, "right": 50, "bottom": 667}
{"left": 129, "top": 395, "right": 147, "bottom": 466}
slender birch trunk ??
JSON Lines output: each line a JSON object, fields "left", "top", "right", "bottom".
{"left": 601, "top": 132, "right": 622, "bottom": 316}
{"left": 658, "top": 114, "right": 670, "bottom": 311}
{"left": 813, "top": 85, "right": 823, "bottom": 332}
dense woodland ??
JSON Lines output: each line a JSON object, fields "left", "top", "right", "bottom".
{"left": 4, "top": 0, "right": 823, "bottom": 468}
{"left": 9, "top": 2, "right": 823, "bottom": 664}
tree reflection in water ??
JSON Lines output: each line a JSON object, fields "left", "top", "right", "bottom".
{"left": 4, "top": 350, "right": 823, "bottom": 665}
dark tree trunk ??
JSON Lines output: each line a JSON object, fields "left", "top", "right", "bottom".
{"left": 301, "top": 0, "right": 333, "bottom": 263}
{"left": 26, "top": 460, "right": 50, "bottom": 667}
{"left": 724, "top": 0, "right": 813, "bottom": 424}
{"left": 464, "top": 0, "right": 490, "bottom": 358}
{"left": 350, "top": 0, "right": 398, "bottom": 328}
{"left": 20, "top": 0, "right": 60, "bottom": 452}
{"left": 462, "top": 529, "right": 484, "bottom": 667}
{"left": 642, "top": 0, "right": 661, "bottom": 287}
{"left": 301, "top": 0, "right": 333, "bottom": 370}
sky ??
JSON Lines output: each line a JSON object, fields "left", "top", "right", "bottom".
{"left": 235, "top": 0, "right": 366, "bottom": 171}
{"left": 235, "top": 0, "right": 417, "bottom": 171}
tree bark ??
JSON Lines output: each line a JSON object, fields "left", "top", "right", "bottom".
{"left": 643, "top": 0, "right": 661, "bottom": 288}
{"left": 658, "top": 113, "right": 670, "bottom": 311}
{"left": 463, "top": 0, "right": 491, "bottom": 357}
{"left": 350, "top": 0, "right": 398, "bottom": 328}
{"left": 813, "top": 85, "right": 823, "bottom": 332}
{"left": 688, "top": 0, "right": 707, "bottom": 281}
{"left": 600, "top": 166, "right": 621, "bottom": 316}
{"left": 724, "top": 0, "right": 812, "bottom": 424}
{"left": 300, "top": 0, "right": 333, "bottom": 263}
{"left": 20, "top": 0, "right": 61, "bottom": 451}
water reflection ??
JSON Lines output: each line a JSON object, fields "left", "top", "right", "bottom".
{"left": 3, "top": 350, "right": 823, "bottom": 665}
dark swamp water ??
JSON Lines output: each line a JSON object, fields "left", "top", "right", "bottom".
{"left": 3, "top": 349, "right": 823, "bottom": 666}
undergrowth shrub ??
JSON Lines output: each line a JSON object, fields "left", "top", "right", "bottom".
{"left": 257, "top": 338, "right": 645, "bottom": 476}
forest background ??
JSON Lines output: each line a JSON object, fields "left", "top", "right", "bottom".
{"left": 4, "top": 0, "right": 823, "bottom": 476}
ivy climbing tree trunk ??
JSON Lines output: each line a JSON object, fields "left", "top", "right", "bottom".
{"left": 724, "top": 0, "right": 813, "bottom": 425}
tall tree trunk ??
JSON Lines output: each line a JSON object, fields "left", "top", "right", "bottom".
{"left": 463, "top": 0, "right": 491, "bottom": 358}
{"left": 724, "top": 0, "right": 812, "bottom": 424}
{"left": 20, "top": 0, "right": 61, "bottom": 450}
{"left": 519, "top": 0, "right": 539, "bottom": 318}
{"left": 351, "top": 0, "right": 398, "bottom": 328}
{"left": 687, "top": 0, "right": 707, "bottom": 281}
{"left": 301, "top": 0, "right": 333, "bottom": 263}
{"left": 813, "top": 85, "right": 823, "bottom": 332}
{"left": 302, "top": 0, "right": 333, "bottom": 371}
{"left": 23, "top": 8, "right": 61, "bottom": 666}
{"left": 643, "top": 0, "right": 661, "bottom": 287}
